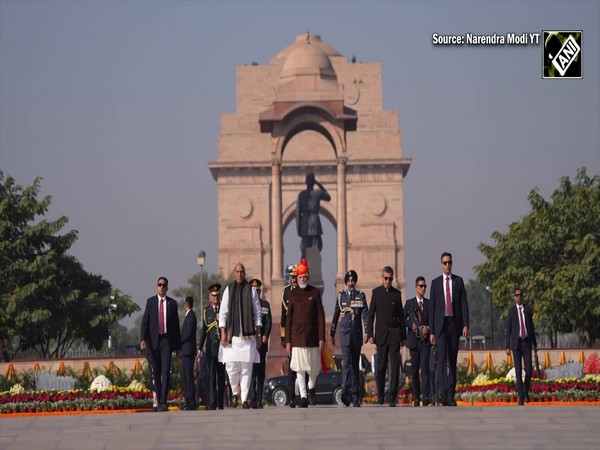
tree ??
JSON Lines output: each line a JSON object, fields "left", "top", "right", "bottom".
{"left": 476, "top": 167, "right": 600, "bottom": 347}
{"left": 465, "top": 279, "right": 504, "bottom": 348}
{"left": 171, "top": 270, "right": 232, "bottom": 320}
{"left": 0, "top": 172, "right": 139, "bottom": 358}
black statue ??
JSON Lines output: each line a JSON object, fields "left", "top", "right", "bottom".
{"left": 296, "top": 171, "right": 331, "bottom": 259}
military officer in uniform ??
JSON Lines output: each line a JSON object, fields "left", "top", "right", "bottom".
{"left": 330, "top": 270, "right": 369, "bottom": 407}
{"left": 198, "top": 283, "right": 226, "bottom": 410}
{"left": 249, "top": 279, "right": 272, "bottom": 408}
{"left": 281, "top": 264, "right": 299, "bottom": 407}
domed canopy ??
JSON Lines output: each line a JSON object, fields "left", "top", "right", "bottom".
{"left": 280, "top": 35, "right": 336, "bottom": 79}
{"left": 276, "top": 33, "right": 342, "bottom": 59}
{"left": 281, "top": 44, "right": 336, "bottom": 79}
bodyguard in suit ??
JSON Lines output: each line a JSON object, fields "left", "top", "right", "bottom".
{"left": 180, "top": 296, "right": 197, "bottom": 410}
{"left": 429, "top": 252, "right": 469, "bottom": 407}
{"left": 367, "top": 266, "right": 407, "bottom": 407}
{"left": 140, "top": 276, "right": 181, "bottom": 412}
{"left": 199, "top": 283, "right": 226, "bottom": 410}
{"left": 505, "top": 288, "right": 537, "bottom": 405}
{"left": 249, "top": 279, "right": 272, "bottom": 408}
{"left": 404, "top": 276, "right": 431, "bottom": 406}
{"left": 330, "top": 270, "right": 369, "bottom": 407}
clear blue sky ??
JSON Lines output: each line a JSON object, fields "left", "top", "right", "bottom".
{"left": 1, "top": 1, "right": 598, "bottom": 326}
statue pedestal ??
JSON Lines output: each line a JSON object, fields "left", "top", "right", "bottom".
{"left": 305, "top": 246, "right": 324, "bottom": 297}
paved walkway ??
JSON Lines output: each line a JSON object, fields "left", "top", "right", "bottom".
{"left": 1, "top": 405, "right": 599, "bottom": 450}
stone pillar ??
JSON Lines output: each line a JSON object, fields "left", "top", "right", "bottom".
{"left": 271, "top": 159, "right": 283, "bottom": 282}
{"left": 336, "top": 157, "right": 347, "bottom": 283}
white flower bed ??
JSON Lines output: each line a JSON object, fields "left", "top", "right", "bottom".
{"left": 90, "top": 375, "right": 113, "bottom": 392}
{"left": 9, "top": 383, "right": 24, "bottom": 394}
{"left": 505, "top": 367, "right": 525, "bottom": 381}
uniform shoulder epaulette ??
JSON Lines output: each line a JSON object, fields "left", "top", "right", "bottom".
{"left": 204, "top": 304, "right": 211, "bottom": 309}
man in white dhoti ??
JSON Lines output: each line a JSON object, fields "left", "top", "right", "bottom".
{"left": 219, "top": 263, "right": 262, "bottom": 409}
{"left": 285, "top": 259, "right": 325, "bottom": 408}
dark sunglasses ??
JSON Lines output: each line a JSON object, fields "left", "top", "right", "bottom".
{"left": 417, "top": 284, "right": 427, "bottom": 288}
{"left": 157, "top": 283, "right": 168, "bottom": 288}
{"left": 383, "top": 276, "right": 393, "bottom": 281}
{"left": 442, "top": 261, "right": 453, "bottom": 266}
{"left": 514, "top": 293, "right": 523, "bottom": 297}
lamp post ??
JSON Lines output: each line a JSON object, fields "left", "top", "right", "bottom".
{"left": 197, "top": 251, "right": 206, "bottom": 311}
{"left": 108, "top": 294, "right": 117, "bottom": 352}
{"left": 486, "top": 286, "right": 494, "bottom": 349}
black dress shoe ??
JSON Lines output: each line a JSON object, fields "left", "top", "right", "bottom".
{"left": 423, "top": 399, "right": 430, "bottom": 406}
{"left": 206, "top": 405, "right": 216, "bottom": 410}
{"left": 437, "top": 396, "right": 447, "bottom": 406}
{"left": 413, "top": 401, "right": 420, "bottom": 407}
{"left": 157, "top": 404, "right": 168, "bottom": 412}
{"left": 231, "top": 395, "right": 238, "bottom": 408}
{"left": 447, "top": 400, "right": 457, "bottom": 407}
{"left": 525, "top": 395, "right": 531, "bottom": 403}
{"left": 308, "top": 388, "right": 317, "bottom": 406}
{"left": 152, "top": 405, "right": 158, "bottom": 412}
{"left": 217, "top": 405, "right": 224, "bottom": 410}
{"left": 518, "top": 397, "right": 524, "bottom": 406}
{"left": 242, "top": 401, "right": 250, "bottom": 409}
{"left": 341, "top": 393, "right": 351, "bottom": 407}
{"left": 389, "top": 402, "right": 396, "bottom": 407}
{"left": 299, "top": 397, "right": 309, "bottom": 408}
{"left": 378, "top": 397, "right": 385, "bottom": 405}
{"left": 289, "top": 400, "right": 296, "bottom": 408}
{"left": 352, "top": 401, "right": 361, "bottom": 407}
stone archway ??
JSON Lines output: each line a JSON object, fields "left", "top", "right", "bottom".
{"left": 209, "top": 35, "right": 412, "bottom": 374}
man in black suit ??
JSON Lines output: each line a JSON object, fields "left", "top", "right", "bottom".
{"left": 199, "top": 283, "right": 226, "bottom": 410}
{"left": 404, "top": 276, "right": 431, "bottom": 407}
{"left": 249, "top": 279, "right": 272, "bottom": 408}
{"left": 429, "top": 252, "right": 469, "bottom": 407}
{"left": 180, "top": 296, "right": 197, "bottom": 410}
{"left": 140, "top": 276, "right": 181, "bottom": 412}
{"left": 367, "top": 266, "right": 407, "bottom": 407}
{"left": 505, "top": 288, "right": 537, "bottom": 405}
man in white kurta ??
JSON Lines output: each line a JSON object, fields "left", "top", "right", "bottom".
{"left": 218, "top": 263, "right": 262, "bottom": 408}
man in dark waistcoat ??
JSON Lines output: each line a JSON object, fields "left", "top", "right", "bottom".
{"left": 280, "top": 264, "right": 299, "bottom": 407}
{"left": 199, "top": 283, "right": 226, "bottom": 410}
{"left": 330, "top": 270, "right": 369, "bottom": 407}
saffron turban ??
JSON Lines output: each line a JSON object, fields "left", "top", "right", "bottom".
{"left": 296, "top": 259, "right": 309, "bottom": 276}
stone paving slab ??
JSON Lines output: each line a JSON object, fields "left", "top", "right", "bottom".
{"left": 1, "top": 405, "right": 599, "bottom": 450}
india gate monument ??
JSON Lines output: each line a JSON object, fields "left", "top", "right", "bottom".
{"left": 209, "top": 34, "right": 411, "bottom": 368}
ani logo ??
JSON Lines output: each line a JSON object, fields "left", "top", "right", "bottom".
{"left": 543, "top": 31, "right": 582, "bottom": 79}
